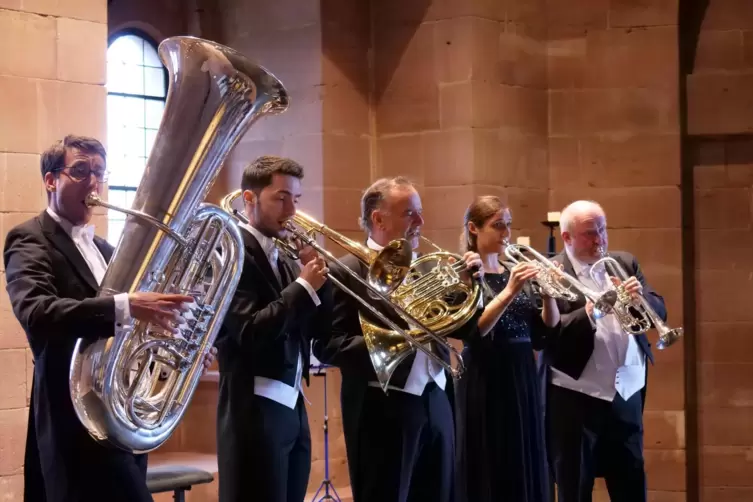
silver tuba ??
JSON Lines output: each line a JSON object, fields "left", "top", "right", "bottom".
{"left": 69, "top": 36, "right": 289, "bottom": 453}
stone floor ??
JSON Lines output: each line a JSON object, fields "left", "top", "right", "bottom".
{"left": 149, "top": 452, "right": 353, "bottom": 502}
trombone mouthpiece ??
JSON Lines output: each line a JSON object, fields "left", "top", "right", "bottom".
{"left": 85, "top": 192, "right": 102, "bottom": 207}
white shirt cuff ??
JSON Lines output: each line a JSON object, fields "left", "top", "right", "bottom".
{"left": 114, "top": 293, "right": 132, "bottom": 328}
{"left": 295, "top": 278, "right": 321, "bottom": 306}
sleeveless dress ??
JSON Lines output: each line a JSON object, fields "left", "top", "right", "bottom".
{"left": 455, "top": 271, "right": 555, "bottom": 502}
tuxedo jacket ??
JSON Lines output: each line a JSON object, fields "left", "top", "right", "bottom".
{"left": 213, "top": 227, "right": 333, "bottom": 501}
{"left": 538, "top": 250, "right": 667, "bottom": 408}
{"left": 3, "top": 211, "right": 147, "bottom": 502}
{"left": 311, "top": 252, "right": 482, "bottom": 484}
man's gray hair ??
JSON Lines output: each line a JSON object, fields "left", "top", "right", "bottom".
{"left": 559, "top": 200, "right": 605, "bottom": 234}
{"left": 359, "top": 176, "right": 416, "bottom": 232}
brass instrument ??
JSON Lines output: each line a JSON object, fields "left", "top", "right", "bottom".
{"left": 591, "top": 247, "right": 682, "bottom": 349}
{"left": 504, "top": 243, "right": 618, "bottom": 317}
{"left": 69, "top": 37, "right": 289, "bottom": 453}
{"left": 220, "top": 191, "right": 479, "bottom": 391}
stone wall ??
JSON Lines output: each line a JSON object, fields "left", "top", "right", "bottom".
{"left": 548, "top": 1, "right": 685, "bottom": 499}
{"left": 4, "top": 0, "right": 753, "bottom": 499}
{"left": 0, "top": 0, "right": 108, "bottom": 498}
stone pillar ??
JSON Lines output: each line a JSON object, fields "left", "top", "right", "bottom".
{"left": 0, "top": 1, "right": 108, "bottom": 498}
{"left": 548, "top": 0, "right": 684, "bottom": 498}
{"left": 687, "top": 0, "right": 753, "bottom": 497}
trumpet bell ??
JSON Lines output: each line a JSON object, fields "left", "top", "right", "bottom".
{"left": 656, "top": 327, "right": 683, "bottom": 350}
{"left": 592, "top": 289, "right": 618, "bottom": 319}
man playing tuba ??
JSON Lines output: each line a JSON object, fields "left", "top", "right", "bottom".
{"left": 3, "top": 135, "right": 215, "bottom": 502}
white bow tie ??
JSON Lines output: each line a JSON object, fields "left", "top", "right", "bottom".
{"left": 72, "top": 225, "right": 95, "bottom": 242}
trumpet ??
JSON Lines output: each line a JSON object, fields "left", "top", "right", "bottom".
{"left": 503, "top": 242, "right": 618, "bottom": 317}
{"left": 219, "top": 190, "right": 478, "bottom": 391}
{"left": 591, "top": 248, "right": 682, "bottom": 349}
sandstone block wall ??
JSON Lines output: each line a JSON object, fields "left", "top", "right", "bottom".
{"left": 0, "top": 0, "right": 108, "bottom": 498}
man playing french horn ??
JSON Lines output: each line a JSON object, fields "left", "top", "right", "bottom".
{"left": 542, "top": 200, "right": 668, "bottom": 502}
{"left": 313, "top": 176, "right": 484, "bottom": 502}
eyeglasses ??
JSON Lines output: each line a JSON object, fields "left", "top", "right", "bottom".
{"left": 56, "top": 161, "right": 110, "bottom": 184}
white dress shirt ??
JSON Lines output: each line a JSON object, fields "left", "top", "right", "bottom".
{"left": 550, "top": 248, "right": 646, "bottom": 402}
{"left": 365, "top": 237, "right": 446, "bottom": 396}
{"left": 45, "top": 208, "right": 131, "bottom": 327}
{"left": 240, "top": 222, "right": 321, "bottom": 410}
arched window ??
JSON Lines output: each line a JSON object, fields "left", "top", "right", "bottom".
{"left": 106, "top": 31, "right": 167, "bottom": 245}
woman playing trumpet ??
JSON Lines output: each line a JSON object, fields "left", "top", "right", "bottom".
{"left": 454, "top": 195, "right": 560, "bottom": 502}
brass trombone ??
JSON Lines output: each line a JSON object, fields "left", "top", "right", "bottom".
{"left": 591, "top": 247, "right": 682, "bottom": 350}
{"left": 219, "top": 190, "right": 477, "bottom": 391}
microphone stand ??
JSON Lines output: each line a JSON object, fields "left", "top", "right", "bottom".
{"left": 311, "top": 364, "right": 341, "bottom": 502}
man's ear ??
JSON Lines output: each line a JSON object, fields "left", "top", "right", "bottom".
{"left": 371, "top": 209, "right": 383, "bottom": 231}
{"left": 561, "top": 231, "right": 571, "bottom": 245}
{"left": 44, "top": 172, "right": 56, "bottom": 193}
{"left": 242, "top": 189, "right": 255, "bottom": 205}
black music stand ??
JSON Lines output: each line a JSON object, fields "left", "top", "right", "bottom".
{"left": 310, "top": 364, "right": 342, "bottom": 502}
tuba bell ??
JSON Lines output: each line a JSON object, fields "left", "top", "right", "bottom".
{"left": 69, "top": 36, "right": 289, "bottom": 453}
{"left": 219, "top": 191, "right": 478, "bottom": 391}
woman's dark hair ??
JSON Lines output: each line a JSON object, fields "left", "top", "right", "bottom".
{"left": 460, "top": 195, "right": 508, "bottom": 253}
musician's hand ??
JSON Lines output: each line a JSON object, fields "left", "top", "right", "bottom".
{"left": 201, "top": 347, "right": 217, "bottom": 374}
{"left": 610, "top": 275, "right": 642, "bottom": 301}
{"left": 585, "top": 300, "right": 594, "bottom": 318}
{"left": 297, "top": 244, "right": 319, "bottom": 266}
{"left": 300, "top": 256, "right": 329, "bottom": 290}
{"left": 462, "top": 251, "right": 484, "bottom": 280}
{"left": 128, "top": 292, "right": 194, "bottom": 334}
{"left": 504, "top": 262, "right": 539, "bottom": 297}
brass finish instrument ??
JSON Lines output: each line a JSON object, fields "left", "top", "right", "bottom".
{"left": 592, "top": 247, "right": 682, "bottom": 349}
{"left": 69, "top": 37, "right": 289, "bottom": 453}
{"left": 220, "top": 191, "right": 478, "bottom": 391}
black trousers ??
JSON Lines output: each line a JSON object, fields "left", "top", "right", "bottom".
{"left": 547, "top": 384, "right": 646, "bottom": 502}
{"left": 354, "top": 382, "right": 454, "bottom": 502}
{"left": 247, "top": 395, "right": 311, "bottom": 502}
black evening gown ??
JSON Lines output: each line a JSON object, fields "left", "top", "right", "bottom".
{"left": 455, "top": 271, "right": 554, "bottom": 502}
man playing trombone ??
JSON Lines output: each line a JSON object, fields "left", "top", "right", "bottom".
{"left": 542, "top": 200, "right": 668, "bottom": 502}
{"left": 313, "top": 176, "right": 484, "bottom": 502}
{"left": 214, "top": 155, "right": 333, "bottom": 502}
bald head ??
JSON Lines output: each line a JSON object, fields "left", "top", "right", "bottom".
{"left": 560, "top": 200, "right": 608, "bottom": 264}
